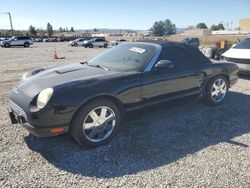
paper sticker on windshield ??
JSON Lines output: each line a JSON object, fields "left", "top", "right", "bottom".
{"left": 129, "top": 47, "right": 146, "bottom": 53}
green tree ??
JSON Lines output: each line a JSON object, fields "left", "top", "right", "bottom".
{"left": 93, "top": 28, "right": 98, "bottom": 32}
{"left": 150, "top": 19, "right": 176, "bottom": 36}
{"left": 59, "top": 27, "right": 63, "bottom": 32}
{"left": 217, "top": 23, "right": 225, "bottom": 30}
{"left": 70, "top": 27, "right": 75, "bottom": 32}
{"left": 210, "top": 23, "right": 225, "bottom": 31}
{"left": 196, "top": 22, "right": 208, "bottom": 29}
{"left": 29, "top": 25, "right": 36, "bottom": 36}
{"left": 46, "top": 23, "right": 53, "bottom": 37}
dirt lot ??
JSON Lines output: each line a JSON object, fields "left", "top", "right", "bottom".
{"left": 0, "top": 43, "right": 249, "bottom": 187}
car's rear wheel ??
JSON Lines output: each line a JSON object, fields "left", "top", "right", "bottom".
{"left": 104, "top": 43, "right": 108, "bottom": 48}
{"left": 74, "top": 43, "right": 78, "bottom": 47}
{"left": 4, "top": 43, "right": 10, "bottom": 48}
{"left": 203, "top": 75, "right": 229, "bottom": 106}
{"left": 70, "top": 99, "right": 122, "bottom": 147}
{"left": 24, "top": 42, "right": 30, "bottom": 48}
{"left": 89, "top": 44, "right": 93, "bottom": 48}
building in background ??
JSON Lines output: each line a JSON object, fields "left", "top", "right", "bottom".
{"left": 183, "top": 29, "right": 211, "bottom": 36}
{"left": 240, "top": 18, "right": 250, "bottom": 31}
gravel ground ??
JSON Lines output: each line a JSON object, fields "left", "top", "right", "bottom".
{"left": 0, "top": 43, "right": 249, "bottom": 187}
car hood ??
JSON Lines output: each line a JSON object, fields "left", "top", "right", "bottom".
{"left": 222, "top": 48, "right": 250, "bottom": 59}
{"left": 1, "top": 39, "right": 11, "bottom": 43}
{"left": 15, "top": 63, "right": 119, "bottom": 97}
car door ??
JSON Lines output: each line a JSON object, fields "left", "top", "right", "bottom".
{"left": 93, "top": 39, "right": 101, "bottom": 46}
{"left": 142, "top": 46, "right": 203, "bottom": 104}
{"left": 10, "top": 37, "right": 19, "bottom": 45}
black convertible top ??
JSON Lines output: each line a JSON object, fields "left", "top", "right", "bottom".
{"left": 136, "top": 39, "right": 193, "bottom": 48}
{"left": 136, "top": 39, "right": 212, "bottom": 65}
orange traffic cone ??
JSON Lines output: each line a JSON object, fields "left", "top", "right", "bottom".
{"left": 54, "top": 48, "right": 59, "bottom": 60}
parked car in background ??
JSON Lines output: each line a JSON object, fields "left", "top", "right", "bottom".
{"left": 68, "top": 38, "right": 87, "bottom": 46}
{"left": 182, "top": 37, "right": 200, "bottom": 47}
{"left": 0, "top": 36, "right": 33, "bottom": 48}
{"left": 221, "top": 38, "right": 250, "bottom": 74}
{"left": 34, "top": 38, "right": 43, "bottom": 42}
{"left": 111, "top": 39, "right": 128, "bottom": 46}
{"left": 9, "top": 40, "right": 238, "bottom": 147}
{"left": 83, "top": 38, "right": 109, "bottom": 48}
{"left": 43, "top": 38, "right": 49, "bottom": 42}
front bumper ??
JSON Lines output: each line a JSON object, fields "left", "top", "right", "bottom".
{"left": 22, "top": 122, "right": 69, "bottom": 137}
{"left": 9, "top": 106, "right": 69, "bottom": 137}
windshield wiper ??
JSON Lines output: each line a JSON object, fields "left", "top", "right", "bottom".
{"left": 80, "top": 61, "right": 88, "bottom": 65}
{"left": 89, "top": 64, "right": 110, "bottom": 71}
{"left": 80, "top": 61, "right": 110, "bottom": 71}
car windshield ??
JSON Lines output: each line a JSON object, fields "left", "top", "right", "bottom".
{"left": 87, "top": 43, "right": 157, "bottom": 72}
{"left": 233, "top": 38, "right": 250, "bottom": 49}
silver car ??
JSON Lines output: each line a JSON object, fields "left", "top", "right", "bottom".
{"left": 1, "top": 36, "right": 33, "bottom": 48}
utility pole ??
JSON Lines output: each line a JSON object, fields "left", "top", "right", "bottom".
{"left": 0, "top": 12, "right": 14, "bottom": 36}
{"left": 8, "top": 12, "right": 14, "bottom": 35}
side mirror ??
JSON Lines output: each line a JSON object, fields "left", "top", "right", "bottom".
{"left": 155, "top": 60, "right": 174, "bottom": 69}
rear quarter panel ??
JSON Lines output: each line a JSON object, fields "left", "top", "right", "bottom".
{"left": 201, "top": 61, "right": 239, "bottom": 86}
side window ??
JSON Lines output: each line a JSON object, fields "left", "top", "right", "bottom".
{"left": 159, "top": 47, "right": 198, "bottom": 70}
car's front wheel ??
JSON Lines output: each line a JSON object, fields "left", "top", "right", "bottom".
{"left": 104, "top": 43, "right": 108, "bottom": 48}
{"left": 4, "top": 43, "right": 10, "bottom": 48}
{"left": 203, "top": 75, "right": 229, "bottom": 106}
{"left": 70, "top": 99, "right": 122, "bottom": 147}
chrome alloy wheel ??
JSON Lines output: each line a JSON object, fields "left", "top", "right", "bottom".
{"left": 82, "top": 106, "right": 116, "bottom": 142}
{"left": 211, "top": 78, "right": 227, "bottom": 102}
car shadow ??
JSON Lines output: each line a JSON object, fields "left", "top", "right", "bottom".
{"left": 239, "top": 73, "right": 250, "bottom": 80}
{"left": 25, "top": 91, "right": 250, "bottom": 178}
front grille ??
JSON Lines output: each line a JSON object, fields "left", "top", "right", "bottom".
{"left": 9, "top": 99, "right": 27, "bottom": 121}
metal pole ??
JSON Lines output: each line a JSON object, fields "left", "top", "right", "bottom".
{"left": 8, "top": 12, "right": 14, "bottom": 36}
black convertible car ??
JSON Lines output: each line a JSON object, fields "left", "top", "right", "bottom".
{"left": 9, "top": 40, "right": 239, "bottom": 147}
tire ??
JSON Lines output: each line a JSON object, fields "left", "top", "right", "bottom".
{"left": 89, "top": 44, "right": 93, "bottom": 48}
{"left": 74, "top": 43, "right": 78, "bottom": 47}
{"left": 203, "top": 75, "right": 229, "bottom": 106}
{"left": 104, "top": 43, "right": 108, "bottom": 48}
{"left": 4, "top": 43, "right": 10, "bottom": 48}
{"left": 70, "top": 98, "right": 122, "bottom": 147}
{"left": 24, "top": 42, "right": 30, "bottom": 48}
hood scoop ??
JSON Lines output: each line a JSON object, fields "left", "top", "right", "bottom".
{"left": 55, "top": 67, "right": 86, "bottom": 74}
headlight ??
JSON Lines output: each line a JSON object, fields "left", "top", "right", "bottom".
{"left": 37, "top": 88, "right": 53, "bottom": 109}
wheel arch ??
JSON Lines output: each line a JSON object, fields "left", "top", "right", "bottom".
{"left": 203, "top": 72, "right": 230, "bottom": 87}
{"left": 69, "top": 94, "right": 126, "bottom": 128}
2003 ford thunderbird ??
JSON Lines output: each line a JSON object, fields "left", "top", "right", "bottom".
{"left": 9, "top": 40, "right": 239, "bottom": 147}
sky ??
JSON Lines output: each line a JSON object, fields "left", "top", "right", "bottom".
{"left": 0, "top": 0, "right": 250, "bottom": 30}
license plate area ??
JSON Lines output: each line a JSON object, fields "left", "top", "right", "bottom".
{"left": 9, "top": 110, "right": 18, "bottom": 124}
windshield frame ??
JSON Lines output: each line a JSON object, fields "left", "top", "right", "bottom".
{"left": 233, "top": 38, "right": 250, "bottom": 49}
{"left": 87, "top": 42, "right": 161, "bottom": 72}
